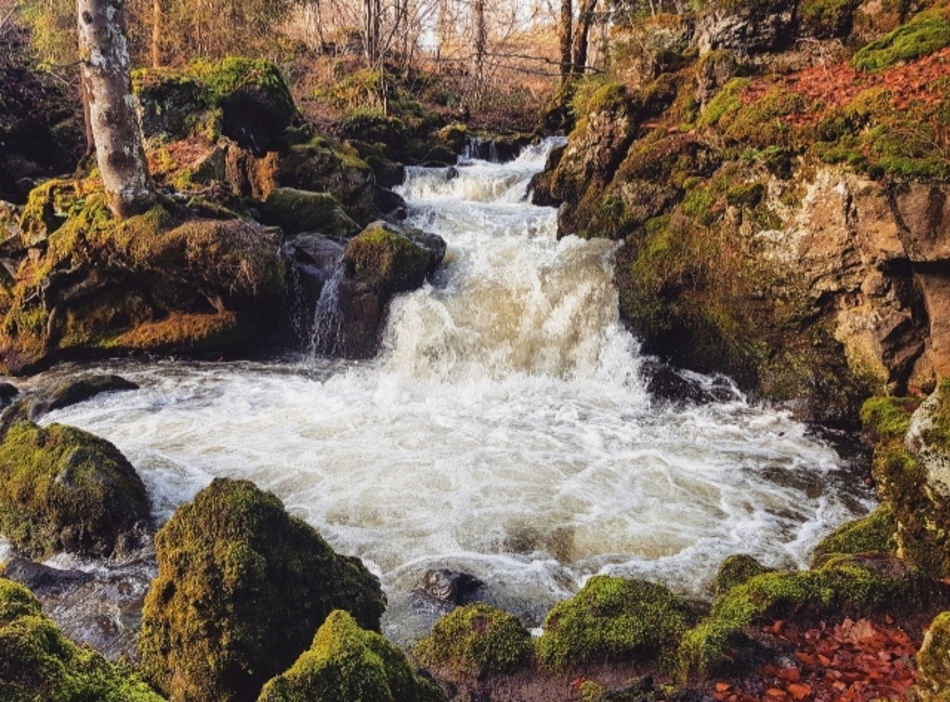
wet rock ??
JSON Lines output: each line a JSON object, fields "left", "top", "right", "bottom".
{"left": 138, "top": 477, "right": 386, "bottom": 702}
{"left": 644, "top": 360, "right": 739, "bottom": 406}
{"left": 421, "top": 569, "right": 485, "bottom": 606}
{"left": 2, "top": 556, "right": 93, "bottom": 591}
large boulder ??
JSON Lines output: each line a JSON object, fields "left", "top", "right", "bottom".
{"left": 138, "top": 478, "right": 386, "bottom": 702}
{"left": 260, "top": 188, "right": 360, "bottom": 237}
{"left": 314, "top": 221, "right": 445, "bottom": 359}
{"left": 0, "top": 184, "right": 285, "bottom": 373}
{"left": 0, "top": 421, "right": 151, "bottom": 560}
{"left": 0, "top": 579, "right": 163, "bottom": 701}
{"left": 695, "top": 0, "right": 798, "bottom": 56}
{"left": 258, "top": 610, "right": 446, "bottom": 702}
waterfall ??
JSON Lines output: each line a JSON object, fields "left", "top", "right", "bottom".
{"left": 40, "top": 138, "right": 875, "bottom": 646}
{"left": 310, "top": 265, "right": 345, "bottom": 357}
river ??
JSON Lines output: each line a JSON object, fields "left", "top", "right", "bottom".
{"left": 37, "top": 139, "right": 874, "bottom": 644}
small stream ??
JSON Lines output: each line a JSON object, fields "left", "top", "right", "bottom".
{"left": 34, "top": 140, "right": 874, "bottom": 646}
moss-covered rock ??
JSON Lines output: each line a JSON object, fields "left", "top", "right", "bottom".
{"left": 852, "top": 5, "right": 950, "bottom": 71}
{"left": 810, "top": 506, "right": 897, "bottom": 567}
{"left": 536, "top": 575, "right": 695, "bottom": 671}
{"left": 138, "top": 477, "right": 386, "bottom": 702}
{"left": 0, "top": 421, "right": 151, "bottom": 559}
{"left": 678, "top": 557, "right": 939, "bottom": 677}
{"left": 260, "top": 187, "right": 360, "bottom": 237}
{"left": 864, "top": 382, "right": 950, "bottom": 577}
{"left": 258, "top": 609, "right": 445, "bottom": 702}
{"left": 343, "top": 221, "right": 442, "bottom": 294}
{"left": 0, "top": 185, "right": 286, "bottom": 373}
{"left": 414, "top": 602, "right": 533, "bottom": 678}
{"left": 714, "top": 555, "right": 774, "bottom": 595}
{"left": 917, "top": 610, "right": 950, "bottom": 698}
{"left": 0, "top": 578, "right": 164, "bottom": 702}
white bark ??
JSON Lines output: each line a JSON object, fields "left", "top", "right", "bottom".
{"left": 77, "top": 0, "right": 155, "bottom": 219}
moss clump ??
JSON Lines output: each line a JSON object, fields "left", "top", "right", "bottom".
{"left": 536, "top": 575, "right": 695, "bottom": 671}
{"left": 0, "top": 579, "right": 164, "bottom": 702}
{"left": 0, "top": 421, "right": 150, "bottom": 559}
{"left": 138, "top": 478, "right": 386, "bottom": 702}
{"left": 860, "top": 395, "right": 920, "bottom": 440}
{"left": 801, "top": 0, "right": 860, "bottom": 36}
{"left": 917, "top": 611, "right": 950, "bottom": 695}
{"left": 336, "top": 108, "right": 408, "bottom": 145}
{"left": 343, "top": 222, "right": 438, "bottom": 294}
{"left": 415, "top": 602, "right": 533, "bottom": 678}
{"left": 715, "top": 555, "right": 773, "bottom": 595}
{"left": 810, "top": 506, "right": 897, "bottom": 567}
{"left": 259, "top": 610, "right": 445, "bottom": 702}
{"left": 260, "top": 188, "right": 360, "bottom": 237}
{"left": 189, "top": 57, "right": 296, "bottom": 119}
{"left": 700, "top": 77, "right": 750, "bottom": 128}
{"left": 678, "top": 561, "right": 927, "bottom": 677}
{"left": 852, "top": 7, "right": 950, "bottom": 71}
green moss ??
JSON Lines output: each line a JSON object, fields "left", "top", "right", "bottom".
{"left": 536, "top": 575, "right": 695, "bottom": 671}
{"left": 138, "top": 478, "right": 386, "bottom": 702}
{"left": 260, "top": 188, "right": 359, "bottom": 237}
{"left": 679, "top": 562, "right": 928, "bottom": 677}
{"left": 414, "top": 602, "right": 532, "bottom": 677}
{"left": 343, "top": 223, "right": 437, "bottom": 293}
{"left": 852, "top": 7, "right": 950, "bottom": 71}
{"left": 715, "top": 555, "right": 773, "bottom": 596}
{"left": 810, "top": 506, "right": 897, "bottom": 566}
{"left": 0, "top": 421, "right": 150, "bottom": 559}
{"left": 918, "top": 611, "right": 950, "bottom": 693}
{"left": 700, "top": 78, "right": 750, "bottom": 127}
{"left": 801, "top": 0, "right": 860, "bottom": 36}
{"left": 0, "top": 580, "right": 163, "bottom": 702}
{"left": 259, "top": 610, "right": 444, "bottom": 702}
{"left": 189, "top": 57, "right": 296, "bottom": 116}
{"left": 860, "top": 395, "right": 920, "bottom": 440}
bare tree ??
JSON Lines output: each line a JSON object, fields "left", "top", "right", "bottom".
{"left": 77, "top": 0, "right": 155, "bottom": 218}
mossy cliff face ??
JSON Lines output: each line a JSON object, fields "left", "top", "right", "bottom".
{"left": 258, "top": 610, "right": 445, "bottom": 702}
{"left": 0, "top": 421, "right": 151, "bottom": 559}
{"left": 0, "top": 183, "right": 284, "bottom": 373}
{"left": 0, "top": 578, "right": 164, "bottom": 701}
{"left": 863, "top": 381, "right": 950, "bottom": 576}
{"left": 538, "top": 5, "right": 950, "bottom": 423}
{"left": 138, "top": 478, "right": 386, "bottom": 702}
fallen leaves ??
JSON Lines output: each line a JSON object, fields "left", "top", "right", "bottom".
{"left": 711, "top": 617, "right": 918, "bottom": 701}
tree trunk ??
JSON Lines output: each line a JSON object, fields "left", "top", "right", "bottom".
{"left": 77, "top": 0, "right": 155, "bottom": 219}
{"left": 571, "top": 0, "right": 597, "bottom": 76}
{"left": 473, "top": 0, "right": 486, "bottom": 104}
{"left": 151, "top": 0, "right": 161, "bottom": 67}
{"left": 559, "top": 0, "right": 573, "bottom": 82}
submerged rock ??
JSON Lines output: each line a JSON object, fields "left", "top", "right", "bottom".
{"left": 259, "top": 609, "right": 446, "bottom": 702}
{"left": 0, "top": 579, "right": 162, "bottom": 701}
{"left": 138, "top": 477, "right": 386, "bottom": 702}
{"left": 0, "top": 421, "right": 151, "bottom": 560}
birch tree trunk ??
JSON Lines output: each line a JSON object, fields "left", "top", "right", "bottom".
{"left": 77, "top": 0, "right": 155, "bottom": 219}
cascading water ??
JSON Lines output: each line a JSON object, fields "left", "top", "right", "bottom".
{"left": 38, "top": 139, "right": 874, "bottom": 645}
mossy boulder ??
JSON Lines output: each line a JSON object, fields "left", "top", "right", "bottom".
{"left": 135, "top": 58, "right": 297, "bottom": 154}
{"left": 414, "top": 602, "right": 533, "bottom": 678}
{"left": 0, "top": 186, "right": 285, "bottom": 373}
{"left": 865, "top": 382, "right": 950, "bottom": 577}
{"left": 810, "top": 506, "right": 897, "bottom": 567}
{"left": 536, "top": 575, "right": 695, "bottom": 671}
{"left": 852, "top": 5, "right": 950, "bottom": 71}
{"left": 258, "top": 609, "right": 445, "bottom": 702}
{"left": 678, "top": 557, "right": 941, "bottom": 677}
{"left": 916, "top": 611, "right": 950, "bottom": 698}
{"left": 0, "top": 421, "right": 151, "bottom": 559}
{"left": 0, "top": 578, "right": 164, "bottom": 702}
{"left": 138, "top": 478, "right": 386, "bottom": 702}
{"left": 260, "top": 188, "right": 360, "bottom": 237}
{"left": 343, "top": 221, "right": 442, "bottom": 294}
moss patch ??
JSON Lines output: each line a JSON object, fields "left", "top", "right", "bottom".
{"left": 0, "top": 421, "right": 150, "bottom": 559}
{"left": 852, "top": 6, "right": 950, "bottom": 71}
{"left": 536, "top": 575, "right": 695, "bottom": 671}
{"left": 259, "top": 609, "right": 445, "bottom": 702}
{"left": 138, "top": 477, "right": 386, "bottom": 702}
{"left": 260, "top": 188, "right": 359, "bottom": 237}
{"left": 715, "top": 555, "right": 774, "bottom": 596}
{"left": 343, "top": 222, "right": 438, "bottom": 294}
{"left": 810, "top": 506, "right": 897, "bottom": 567}
{"left": 415, "top": 602, "right": 533, "bottom": 678}
{"left": 917, "top": 610, "right": 950, "bottom": 694}
{"left": 0, "top": 579, "right": 163, "bottom": 702}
